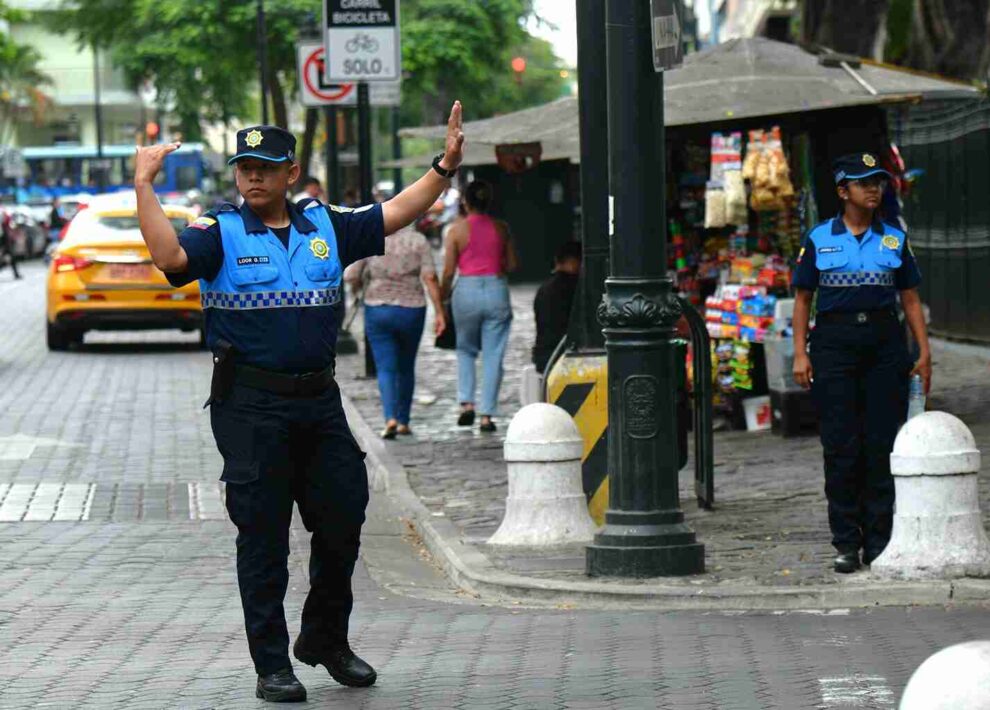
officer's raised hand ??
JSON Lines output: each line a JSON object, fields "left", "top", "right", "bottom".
{"left": 134, "top": 142, "right": 188, "bottom": 273}
{"left": 135, "top": 142, "right": 181, "bottom": 186}
{"left": 382, "top": 101, "right": 465, "bottom": 236}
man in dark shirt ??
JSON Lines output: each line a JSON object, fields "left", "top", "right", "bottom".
{"left": 533, "top": 241, "right": 582, "bottom": 374}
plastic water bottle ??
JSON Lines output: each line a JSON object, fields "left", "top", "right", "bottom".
{"left": 907, "top": 374, "right": 926, "bottom": 419}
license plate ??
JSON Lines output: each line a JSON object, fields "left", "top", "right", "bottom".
{"left": 106, "top": 263, "right": 151, "bottom": 281}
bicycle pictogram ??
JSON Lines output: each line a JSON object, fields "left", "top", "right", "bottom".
{"left": 345, "top": 33, "right": 379, "bottom": 54}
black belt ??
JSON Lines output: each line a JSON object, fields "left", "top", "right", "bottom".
{"left": 234, "top": 363, "right": 336, "bottom": 396}
{"left": 817, "top": 309, "right": 897, "bottom": 326}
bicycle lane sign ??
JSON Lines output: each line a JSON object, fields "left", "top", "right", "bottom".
{"left": 323, "top": 0, "right": 401, "bottom": 83}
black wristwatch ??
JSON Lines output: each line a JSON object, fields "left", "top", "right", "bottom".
{"left": 432, "top": 153, "right": 457, "bottom": 179}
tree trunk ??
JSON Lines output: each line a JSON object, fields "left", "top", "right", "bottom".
{"left": 298, "top": 107, "right": 318, "bottom": 180}
{"left": 907, "top": 0, "right": 990, "bottom": 81}
{"left": 801, "top": 0, "right": 891, "bottom": 59}
{"left": 269, "top": 71, "right": 288, "bottom": 130}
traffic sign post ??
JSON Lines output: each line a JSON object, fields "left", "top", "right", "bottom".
{"left": 650, "top": 0, "right": 684, "bottom": 72}
{"left": 297, "top": 43, "right": 401, "bottom": 107}
{"left": 322, "top": 0, "right": 401, "bottom": 83}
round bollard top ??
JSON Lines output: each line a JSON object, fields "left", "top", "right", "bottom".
{"left": 504, "top": 403, "right": 584, "bottom": 462}
{"left": 900, "top": 640, "right": 990, "bottom": 710}
{"left": 891, "top": 411, "right": 981, "bottom": 476}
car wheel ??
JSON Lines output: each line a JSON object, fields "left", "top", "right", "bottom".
{"left": 46, "top": 322, "right": 70, "bottom": 351}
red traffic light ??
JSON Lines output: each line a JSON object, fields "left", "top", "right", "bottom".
{"left": 145, "top": 122, "right": 160, "bottom": 138}
{"left": 511, "top": 56, "right": 527, "bottom": 73}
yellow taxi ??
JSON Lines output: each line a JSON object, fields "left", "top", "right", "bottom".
{"left": 46, "top": 194, "right": 203, "bottom": 350}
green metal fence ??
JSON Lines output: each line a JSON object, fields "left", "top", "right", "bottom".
{"left": 891, "top": 99, "right": 990, "bottom": 342}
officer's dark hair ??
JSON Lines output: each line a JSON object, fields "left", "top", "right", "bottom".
{"left": 463, "top": 180, "right": 494, "bottom": 213}
{"left": 301, "top": 176, "right": 320, "bottom": 188}
{"left": 555, "top": 240, "right": 582, "bottom": 264}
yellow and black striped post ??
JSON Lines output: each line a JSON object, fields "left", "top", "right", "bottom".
{"left": 546, "top": 353, "right": 609, "bottom": 525}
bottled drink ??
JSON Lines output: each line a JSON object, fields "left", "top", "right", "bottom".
{"left": 907, "top": 374, "right": 925, "bottom": 419}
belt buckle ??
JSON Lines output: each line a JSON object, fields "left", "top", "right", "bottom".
{"left": 856, "top": 312, "right": 868, "bottom": 324}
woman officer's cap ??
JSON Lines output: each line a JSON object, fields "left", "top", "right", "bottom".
{"left": 833, "top": 152, "right": 892, "bottom": 184}
{"left": 228, "top": 125, "right": 297, "bottom": 166}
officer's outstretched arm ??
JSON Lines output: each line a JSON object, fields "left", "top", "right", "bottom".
{"left": 135, "top": 144, "right": 189, "bottom": 273}
{"left": 382, "top": 101, "right": 465, "bottom": 236}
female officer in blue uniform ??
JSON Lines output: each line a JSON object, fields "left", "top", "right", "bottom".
{"left": 134, "top": 104, "right": 464, "bottom": 702}
{"left": 792, "top": 152, "right": 932, "bottom": 575}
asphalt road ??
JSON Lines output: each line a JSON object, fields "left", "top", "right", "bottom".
{"left": 1, "top": 262, "right": 988, "bottom": 709}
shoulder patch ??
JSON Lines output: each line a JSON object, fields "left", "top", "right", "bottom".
{"left": 328, "top": 204, "right": 355, "bottom": 214}
{"left": 189, "top": 216, "right": 216, "bottom": 231}
{"left": 882, "top": 235, "right": 901, "bottom": 250}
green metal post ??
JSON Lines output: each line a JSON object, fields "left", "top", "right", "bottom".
{"left": 585, "top": 0, "right": 705, "bottom": 577}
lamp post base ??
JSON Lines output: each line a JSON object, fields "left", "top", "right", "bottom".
{"left": 586, "top": 513, "right": 705, "bottom": 577}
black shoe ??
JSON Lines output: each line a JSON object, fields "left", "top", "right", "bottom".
{"left": 457, "top": 409, "right": 475, "bottom": 427}
{"left": 256, "top": 668, "right": 307, "bottom": 702}
{"left": 833, "top": 551, "right": 861, "bottom": 574}
{"left": 294, "top": 637, "right": 377, "bottom": 688}
{"left": 479, "top": 419, "right": 496, "bottom": 433}
{"left": 381, "top": 423, "right": 398, "bottom": 440}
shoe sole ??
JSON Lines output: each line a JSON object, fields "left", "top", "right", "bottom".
{"left": 255, "top": 687, "right": 307, "bottom": 702}
{"left": 294, "top": 650, "right": 377, "bottom": 688}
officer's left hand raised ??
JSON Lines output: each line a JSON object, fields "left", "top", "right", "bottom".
{"left": 134, "top": 143, "right": 181, "bottom": 187}
{"left": 439, "top": 101, "right": 465, "bottom": 172}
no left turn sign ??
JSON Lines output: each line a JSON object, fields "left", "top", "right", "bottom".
{"left": 298, "top": 44, "right": 355, "bottom": 106}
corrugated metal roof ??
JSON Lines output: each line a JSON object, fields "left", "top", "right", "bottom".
{"left": 399, "top": 38, "right": 979, "bottom": 156}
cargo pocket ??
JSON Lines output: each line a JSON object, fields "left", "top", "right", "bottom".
{"left": 210, "top": 398, "right": 262, "bottom": 484}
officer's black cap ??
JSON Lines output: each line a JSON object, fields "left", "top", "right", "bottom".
{"left": 228, "top": 125, "right": 297, "bottom": 166}
{"left": 832, "top": 152, "right": 891, "bottom": 184}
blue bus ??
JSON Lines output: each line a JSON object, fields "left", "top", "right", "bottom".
{"left": 7, "top": 143, "right": 218, "bottom": 202}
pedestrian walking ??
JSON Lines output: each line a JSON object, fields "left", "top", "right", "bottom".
{"left": 343, "top": 225, "right": 446, "bottom": 439}
{"left": 292, "top": 176, "right": 324, "bottom": 203}
{"left": 0, "top": 210, "right": 22, "bottom": 280}
{"left": 134, "top": 104, "right": 464, "bottom": 703}
{"left": 532, "top": 241, "right": 582, "bottom": 374}
{"left": 791, "top": 152, "right": 932, "bottom": 575}
{"left": 441, "top": 181, "right": 518, "bottom": 432}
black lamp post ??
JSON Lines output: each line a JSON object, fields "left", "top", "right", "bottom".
{"left": 585, "top": 0, "right": 704, "bottom": 577}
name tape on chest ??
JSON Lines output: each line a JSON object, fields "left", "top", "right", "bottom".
{"left": 818, "top": 246, "right": 843, "bottom": 254}
{"left": 236, "top": 256, "right": 271, "bottom": 266}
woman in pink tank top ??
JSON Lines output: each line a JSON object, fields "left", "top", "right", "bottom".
{"left": 441, "top": 181, "right": 518, "bottom": 432}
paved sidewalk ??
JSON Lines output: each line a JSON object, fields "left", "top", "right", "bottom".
{"left": 339, "top": 284, "right": 990, "bottom": 608}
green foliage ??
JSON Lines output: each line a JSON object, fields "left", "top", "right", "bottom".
{"left": 399, "top": 0, "right": 566, "bottom": 126}
{"left": 47, "top": 0, "right": 564, "bottom": 139}
{"left": 0, "top": 1, "right": 53, "bottom": 145}
{"left": 884, "top": 0, "right": 913, "bottom": 64}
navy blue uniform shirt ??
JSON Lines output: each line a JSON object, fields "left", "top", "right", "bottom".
{"left": 792, "top": 215, "right": 921, "bottom": 313}
{"left": 166, "top": 198, "right": 384, "bottom": 372}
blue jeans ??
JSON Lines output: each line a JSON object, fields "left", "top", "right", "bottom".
{"left": 452, "top": 275, "right": 512, "bottom": 416}
{"left": 364, "top": 304, "right": 426, "bottom": 425}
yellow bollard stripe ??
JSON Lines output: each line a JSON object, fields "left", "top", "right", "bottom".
{"left": 547, "top": 355, "right": 609, "bottom": 526}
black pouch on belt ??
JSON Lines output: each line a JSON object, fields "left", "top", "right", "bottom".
{"left": 204, "top": 338, "right": 235, "bottom": 408}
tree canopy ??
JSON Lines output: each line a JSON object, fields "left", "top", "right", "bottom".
{"left": 48, "top": 0, "right": 566, "bottom": 142}
{"left": 0, "top": 1, "right": 52, "bottom": 146}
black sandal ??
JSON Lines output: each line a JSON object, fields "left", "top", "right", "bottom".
{"left": 381, "top": 423, "right": 398, "bottom": 440}
{"left": 457, "top": 409, "right": 475, "bottom": 427}
{"left": 479, "top": 419, "right": 496, "bottom": 433}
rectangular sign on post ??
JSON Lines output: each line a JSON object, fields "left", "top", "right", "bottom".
{"left": 650, "top": 0, "right": 684, "bottom": 72}
{"left": 297, "top": 42, "right": 401, "bottom": 106}
{"left": 323, "top": 0, "right": 401, "bottom": 83}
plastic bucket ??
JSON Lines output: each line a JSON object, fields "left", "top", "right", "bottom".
{"left": 743, "top": 395, "right": 772, "bottom": 432}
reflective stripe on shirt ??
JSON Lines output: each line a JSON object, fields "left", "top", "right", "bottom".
{"left": 819, "top": 271, "right": 895, "bottom": 288}
{"left": 201, "top": 287, "right": 341, "bottom": 310}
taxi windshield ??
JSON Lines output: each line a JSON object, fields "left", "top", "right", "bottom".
{"left": 96, "top": 215, "right": 188, "bottom": 234}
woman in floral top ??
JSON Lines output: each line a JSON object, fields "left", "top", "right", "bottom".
{"left": 344, "top": 225, "right": 446, "bottom": 438}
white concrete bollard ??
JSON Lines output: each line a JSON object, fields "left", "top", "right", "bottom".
{"left": 872, "top": 411, "right": 990, "bottom": 579}
{"left": 488, "top": 403, "right": 598, "bottom": 546}
{"left": 899, "top": 641, "right": 990, "bottom": 709}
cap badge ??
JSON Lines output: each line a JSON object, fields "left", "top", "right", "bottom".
{"left": 245, "top": 129, "right": 264, "bottom": 148}
{"left": 882, "top": 235, "right": 900, "bottom": 250}
{"left": 309, "top": 236, "right": 330, "bottom": 260}
{"left": 863, "top": 154, "right": 877, "bottom": 168}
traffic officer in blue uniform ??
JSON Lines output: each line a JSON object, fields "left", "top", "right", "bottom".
{"left": 792, "top": 152, "right": 932, "bottom": 574}
{"left": 134, "top": 104, "right": 465, "bottom": 702}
